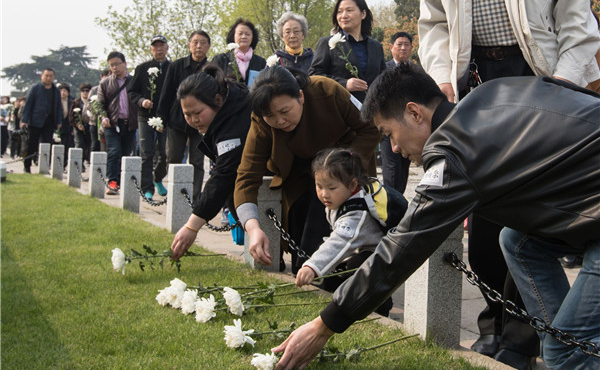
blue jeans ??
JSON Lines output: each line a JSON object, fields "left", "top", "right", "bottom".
{"left": 104, "top": 122, "right": 134, "bottom": 183}
{"left": 500, "top": 228, "right": 600, "bottom": 370}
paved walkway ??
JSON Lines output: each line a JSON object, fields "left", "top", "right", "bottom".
{"left": 4, "top": 156, "right": 582, "bottom": 370}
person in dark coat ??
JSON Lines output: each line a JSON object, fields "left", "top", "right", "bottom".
{"left": 170, "top": 64, "right": 251, "bottom": 259}
{"left": 273, "top": 11, "right": 314, "bottom": 73}
{"left": 308, "top": 0, "right": 386, "bottom": 103}
{"left": 211, "top": 19, "right": 266, "bottom": 86}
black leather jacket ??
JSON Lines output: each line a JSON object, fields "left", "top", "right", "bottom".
{"left": 321, "top": 76, "right": 600, "bottom": 333}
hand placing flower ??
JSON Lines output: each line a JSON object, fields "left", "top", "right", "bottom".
{"left": 251, "top": 353, "right": 279, "bottom": 370}
{"left": 226, "top": 43, "right": 242, "bottom": 81}
{"left": 147, "top": 117, "right": 164, "bottom": 132}
{"left": 223, "top": 319, "right": 256, "bottom": 348}
{"left": 328, "top": 33, "right": 359, "bottom": 78}
{"left": 266, "top": 55, "right": 279, "bottom": 68}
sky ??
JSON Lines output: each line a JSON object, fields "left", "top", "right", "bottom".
{"left": 1, "top": 0, "right": 393, "bottom": 95}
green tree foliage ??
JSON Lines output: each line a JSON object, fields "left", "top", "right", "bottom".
{"left": 95, "top": 0, "right": 222, "bottom": 65}
{"left": 394, "top": 0, "right": 419, "bottom": 20}
{"left": 218, "top": 0, "right": 335, "bottom": 57}
{"left": 1, "top": 46, "right": 99, "bottom": 95}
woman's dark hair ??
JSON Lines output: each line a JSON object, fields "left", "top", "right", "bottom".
{"left": 312, "top": 147, "right": 369, "bottom": 189}
{"left": 226, "top": 18, "right": 259, "bottom": 50}
{"left": 332, "top": 0, "right": 373, "bottom": 36}
{"left": 176, "top": 63, "right": 228, "bottom": 110}
{"left": 361, "top": 62, "right": 446, "bottom": 123}
{"left": 248, "top": 66, "right": 309, "bottom": 117}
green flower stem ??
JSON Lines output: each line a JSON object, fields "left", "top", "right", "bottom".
{"left": 247, "top": 301, "right": 330, "bottom": 310}
{"left": 248, "top": 328, "right": 293, "bottom": 337}
{"left": 360, "top": 334, "right": 420, "bottom": 352}
{"left": 273, "top": 289, "right": 319, "bottom": 297}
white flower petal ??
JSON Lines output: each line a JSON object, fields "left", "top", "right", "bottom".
{"left": 227, "top": 43, "right": 240, "bottom": 51}
{"left": 111, "top": 248, "right": 126, "bottom": 274}
{"left": 251, "top": 353, "right": 278, "bottom": 370}
{"left": 223, "top": 287, "right": 244, "bottom": 316}
{"left": 266, "top": 55, "right": 279, "bottom": 68}
{"left": 195, "top": 294, "right": 217, "bottom": 323}
{"left": 181, "top": 289, "right": 199, "bottom": 314}
{"left": 223, "top": 319, "right": 255, "bottom": 348}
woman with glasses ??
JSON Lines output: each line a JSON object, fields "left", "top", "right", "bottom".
{"left": 272, "top": 12, "right": 314, "bottom": 73}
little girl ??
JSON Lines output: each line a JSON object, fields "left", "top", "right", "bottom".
{"left": 295, "top": 147, "right": 387, "bottom": 284}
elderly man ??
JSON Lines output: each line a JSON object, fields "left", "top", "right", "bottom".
{"left": 269, "top": 64, "right": 600, "bottom": 370}
{"left": 128, "top": 35, "right": 171, "bottom": 200}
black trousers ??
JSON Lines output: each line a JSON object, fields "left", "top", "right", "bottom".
{"left": 380, "top": 136, "right": 411, "bottom": 194}
{"left": 24, "top": 123, "right": 54, "bottom": 170}
{"left": 465, "top": 51, "right": 539, "bottom": 357}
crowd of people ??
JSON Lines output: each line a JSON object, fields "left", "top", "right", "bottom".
{"left": 5, "top": 1, "right": 600, "bottom": 369}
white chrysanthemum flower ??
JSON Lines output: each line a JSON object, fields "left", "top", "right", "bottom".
{"left": 224, "top": 319, "right": 255, "bottom": 348}
{"left": 227, "top": 42, "right": 240, "bottom": 51}
{"left": 251, "top": 353, "right": 278, "bottom": 370}
{"left": 147, "top": 67, "right": 160, "bottom": 77}
{"left": 195, "top": 294, "right": 217, "bottom": 323}
{"left": 181, "top": 289, "right": 199, "bottom": 314}
{"left": 111, "top": 248, "right": 126, "bottom": 274}
{"left": 86, "top": 110, "right": 92, "bottom": 117}
{"left": 266, "top": 55, "right": 279, "bottom": 68}
{"left": 328, "top": 33, "right": 346, "bottom": 50}
{"left": 169, "top": 278, "right": 187, "bottom": 293}
{"left": 89, "top": 95, "right": 98, "bottom": 102}
{"left": 10, "top": 97, "right": 16, "bottom": 103}
{"left": 147, "top": 116, "right": 164, "bottom": 130}
{"left": 156, "top": 288, "right": 171, "bottom": 306}
{"left": 223, "top": 287, "right": 244, "bottom": 316}
{"left": 73, "top": 107, "right": 81, "bottom": 113}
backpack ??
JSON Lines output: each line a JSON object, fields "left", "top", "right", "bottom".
{"left": 336, "top": 178, "right": 409, "bottom": 233}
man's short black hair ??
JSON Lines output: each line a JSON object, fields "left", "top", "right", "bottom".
{"left": 390, "top": 31, "right": 413, "bottom": 44}
{"left": 362, "top": 63, "right": 446, "bottom": 122}
{"left": 107, "top": 51, "right": 126, "bottom": 62}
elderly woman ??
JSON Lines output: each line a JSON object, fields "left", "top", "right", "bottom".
{"left": 273, "top": 11, "right": 314, "bottom": 73}
{"left": 212, "top": 18, "right": 266, "bottom": 85}
{"left": 234, "top": 66, "right": 380, "bottom": 273}
{"left": 309, "top": 0, "right": 385, "bottom": 103}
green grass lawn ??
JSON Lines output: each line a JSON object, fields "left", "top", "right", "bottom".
{"left": 1, "top": 174, "right": 488, "bottom": 370}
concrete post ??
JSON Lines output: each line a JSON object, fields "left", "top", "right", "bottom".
{"left": 404, "top": 225, "right": 464, "bottom": 347}
{"left": 244, "top": 176, "right": 281, "bottom": 272}
{"left": 120, "top": 156, "right": 141, "bottom": 213}
{"left": 0, "top": 161, "right": 6, "bottom": 182}
{"left": 67, "top": 147, "right": 83, "bottom": 188}
{"left": 166, "top": 164, "right": 194, "bottom": 233}
{"left": 51, "top": 144, "right": 65, "bottom": 180}
{"left": 89, "top": 152, "right": 107, "bottom": 199}
{"left": 37, "top": 143, "right": 51, "bottom": 175}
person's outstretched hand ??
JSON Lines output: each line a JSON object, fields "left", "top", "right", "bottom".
{"left": 170, "top": 226, "right": 196, "bottom": 260}
{"left": 246, "top": 219, "right": 272, "bottom": 265}
{"left": 272, "top": 316, "right": 334, "bottom": 370}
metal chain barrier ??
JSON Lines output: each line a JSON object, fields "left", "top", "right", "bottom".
{"left": 180, "top": 188, "right": 239, "bottom": 232}
{"left": 4, "top": 152, "right": 37, "bottom": 164}
{"left": 130, "top": 175, "right": 167, "bottom": 206}
{"left": 266, "top": 208, "right": 352, "bottom": 275}
{"left": 96, "top": 167, "right": 120, "bottom": 191}
{"left": 444, "top": 252, "right": 599, "bottom": 358}
{"left": 73, "top": 161, "right": 89, "bottom": 182}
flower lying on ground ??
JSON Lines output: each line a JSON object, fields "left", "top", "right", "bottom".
{"left": 223, "top": 319, "right": 255, "bottom": 348}
{"left": 251, "top": 352, "right": 279, "bottom": 370}
{"left": 181, "top": 289, "right": 199, "bottom": 314}
{"left": 155, "top": 278, "right": 187, "bottom": 308}
{"left": 111, "top": 248, "right": 126, "bottom": 274}
{"left": 223, "top": 287, "right": 245, "bottom": 316}
{"left": 195, "top": 294, "right": 217, "bottom": 323}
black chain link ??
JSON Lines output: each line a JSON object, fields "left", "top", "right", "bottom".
{"left": 180, "top": 188, "right": 239, "bottom": 232}
{"left": 266, "top": 208, "right": 350, "bottom": 275}
{"left": 73, "top": 161, "right": 89, "bottom": 182}
{"left": 96, "top": 167, "right": 120, "bottom": 191}
{"left": 130, "top": 175, "right": 168, "bottom": 206}
{"left": 444, "top": 252, "right": 600, "bottom": 358}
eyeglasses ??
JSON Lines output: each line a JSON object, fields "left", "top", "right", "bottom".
{"left": 109, "top": 61, "right": 123, "bottom": 68}
{"left": 283, "top": 30, "right": 303, "bottom": 37}
{"left": 190, "top": 40, "right": 209, "bottom": 46}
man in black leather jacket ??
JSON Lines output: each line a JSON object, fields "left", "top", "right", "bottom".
{"left": 272, "top": 64, "right": 600, "bottom": 370}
